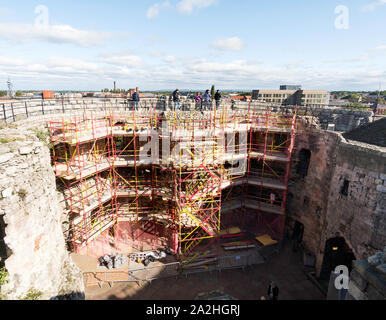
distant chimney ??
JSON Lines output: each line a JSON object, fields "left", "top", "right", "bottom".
{"left": 114, "top": 81, "right": 116, "bottom": 92}
{"left": 136, "top": 87, "right": 139, "bottom": 93}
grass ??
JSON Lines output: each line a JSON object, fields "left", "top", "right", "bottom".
{"left": 31, "top": 128, "right": 49, "bottom": 142}
{"left": 31, "top": 128, "right": 50, "bottom": 147}
{"left": 18, "top": 189, "right": 27, "bottom": 200}
{"left": 0, "top": 267, "right": 9, "bottom": 287}
{"left": 19, "top": 288, "right": 43, "bottom": 300}
{"left": 0, "top": 136, "right": 24, "bottom": 144}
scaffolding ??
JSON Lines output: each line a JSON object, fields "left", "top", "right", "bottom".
{"left": 48, "top": 104, "right": 297, "bottom": 265}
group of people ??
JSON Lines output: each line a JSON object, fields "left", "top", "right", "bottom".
{"left": 172, "top": 88, "right": 222, "bottom": 111}
{"left": 129, "top": 88, "right": 224, "bottom": 111}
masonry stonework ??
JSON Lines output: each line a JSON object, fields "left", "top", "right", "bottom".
{"left": 288, "top": 119, "right": 386, "bottom": 277}
{"left": 0, "top": 123, "right": 84, "bottom": 300}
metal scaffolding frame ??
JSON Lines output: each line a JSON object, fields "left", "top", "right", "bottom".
{"left": 48, "top": 103, "right": 297, "bottom": 265}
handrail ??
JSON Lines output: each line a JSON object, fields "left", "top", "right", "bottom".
{"left": 1, "top": 97, "right": 371, "bottom": 125}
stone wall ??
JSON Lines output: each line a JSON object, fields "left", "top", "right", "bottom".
{"left": 0, "top": 123, "right": 84, "bottom": 300}
{"left": 287, "top": 119, "right": 386, "bottom": 276}
{"left": 346, "top": 248, "right": 386, "bottom": 300}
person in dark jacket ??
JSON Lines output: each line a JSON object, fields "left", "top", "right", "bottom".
{"left": 267, "top": 281, "right": 279, "bottom": 300}
{"left": 172, "top": 89, "right": 181, "bottom": 110}
{"left": 203, "top": 89, "right": 211, "bottom": 111}
{"left": 214, "top": 90, "right": 221, "bottom": 108}
{"left": 132, "top": 90, "right": 140, "bottom": 110}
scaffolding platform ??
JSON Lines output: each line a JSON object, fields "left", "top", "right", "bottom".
{"left": 49, "top": 105, "right": 297, "bottom": 266}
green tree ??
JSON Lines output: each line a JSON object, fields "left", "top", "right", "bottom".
{"left": 0, "top": 91, "right": 7, "bottom": 97}
{"left": 15, "top": 91, "right": 23, "bottom": 97}
{"left": 211, "top": 85, "right": 215, "bottom": 97}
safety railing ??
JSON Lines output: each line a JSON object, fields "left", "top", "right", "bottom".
{"left": 83, "top": 261, "right": 180, "bottom": 286}
{"left": 82, "top": 249, "right": 266, "bottom": 286}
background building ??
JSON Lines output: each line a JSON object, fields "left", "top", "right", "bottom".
{"left": 252, "top": 88, "right": 330, "bottom": 107}
{"left": 280, "top": 85, "right": 302, "bottom": 91}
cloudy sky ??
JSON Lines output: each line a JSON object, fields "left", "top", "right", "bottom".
{"left": 0, "top": 0, "right": 385, "bottom": 91}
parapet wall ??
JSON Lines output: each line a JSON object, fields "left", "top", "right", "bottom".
{"left": 0, "top": 98, "right": 373, "bottom": 132}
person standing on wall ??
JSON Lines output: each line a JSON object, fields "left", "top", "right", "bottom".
{"left": 203, "top": 89, "right": 211, "bottom": 111}
{"left": 172, "top": 89, "right": 181, "bottom": 111}
{"left": 132, "top": 89, "right": 140, "bottom": 110}
{"left": 267, "top": 281, "right": 279, "bottom": 300}
{"left": 214, "top": 90, "right": 222, "bottom": 109}
{"left": 194, "top": 92, "right": 202, "bottom": 111}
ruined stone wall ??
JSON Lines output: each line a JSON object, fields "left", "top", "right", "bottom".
{"left": 288, "top": 120, "right": 386, "bottom": 276}
{"left": 287, "top": 121, "right": 339, "bottom": 257}
{"left": 346, "top": 249, "right": 386, "bottom": 300}
{"left": 0, "top": 123, "right": 84, "bottom": 300}
{"left": 323, "top": 141, "right": 385, "bottom": 260}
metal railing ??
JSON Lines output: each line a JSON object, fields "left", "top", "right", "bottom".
{"left": 82, "top": 248, "right": 268, "bottom": 286}
{"left": 83, "top": 261, "right": 180, "bottom": 287}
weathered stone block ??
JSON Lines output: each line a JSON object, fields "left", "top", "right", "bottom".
{"left": 19, "top": 147, "right": 33, "bottom": 155}
{"left": 0, "top": 145, "right": 11, "bottom": 154}
{"left": 366, "top": 284, "right": 384, "bottom": 300}
{"left": 348, "top": 280, "right": 367, "bottom": 300}
{"left": 2, "top": 187, "right": 12, "bottom": 198}
{"left": 0, "top": 153, "right": 14, "bottom": 164}
{"left": 375, "top": 264, "right": 386, "bottom": 281}
{"left": 350, "top": 269, "right": 368, "bottom": 291}
{"left": 352, "top": 260, "right": 386, "bottom": 296}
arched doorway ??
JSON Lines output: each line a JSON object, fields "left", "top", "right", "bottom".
{"left": 319, "top": 236, "right": 356, "bottom": 280}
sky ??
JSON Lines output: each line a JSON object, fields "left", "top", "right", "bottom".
{"left": 0, "top": 0, "right": 385, "bottom": 91}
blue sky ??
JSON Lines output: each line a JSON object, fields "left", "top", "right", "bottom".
{"left": 0, "top": 0, "right": 385, "bottom": 91}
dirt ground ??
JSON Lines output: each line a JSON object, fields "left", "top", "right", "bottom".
{"left": 85, "top": 243, "right": 325, "bottom": 300}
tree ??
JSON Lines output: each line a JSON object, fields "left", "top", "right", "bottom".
{"left": 0, "top": 91, "right": 7, "bottom": 97}
{"left": 211, "top": 85, "right": 215, "bottom": 97}
{"left": 15, "top": 91, "right": 23, "bottom": 97}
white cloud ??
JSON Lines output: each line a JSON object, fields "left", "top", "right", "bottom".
{"left": 0, "top": 56, "right": 27, "bottom": 66}
{"left": 146, "top": 1, "right": 171, "bottom": 19}
{"left": 163, "top": 55, "right": 176, "bottom": 63}
{"left": 211, "top": 37, "right": 245, "bottom": 51}
{"left": 373, "top": 45, "right": 386, "bottom": 51}
{"left": 1, "top": 52, "right": 385, "bottom": 91}
{"left": 361, "top": 0, "right": 386, "bottom": 12}
{"left": 99, "top": 52, "right": 142, "bottom": 67}
{"left": 176, "top": 0, "right": 218, "bottom": 15}
{"left": 0, "top": 23, "right": 110, "bottom": 47}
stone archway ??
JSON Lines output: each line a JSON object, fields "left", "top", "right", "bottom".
{"left": 319, "top": 236, "right": 356, "bottom": 280}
